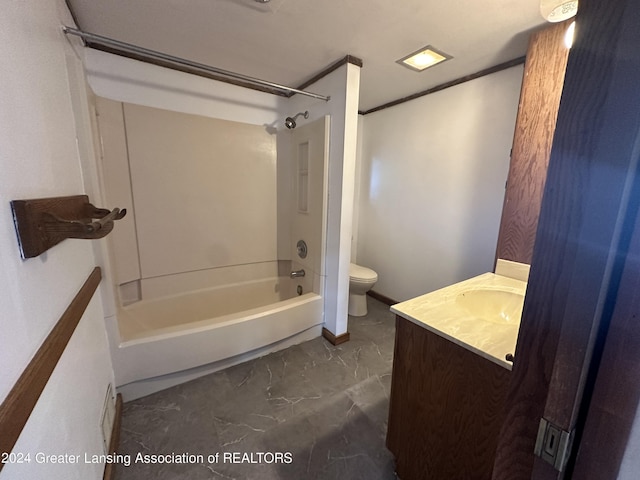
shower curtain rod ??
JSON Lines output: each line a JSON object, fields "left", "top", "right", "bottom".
{"left": 62, "top": 26, "right": 331, "bottom": 102}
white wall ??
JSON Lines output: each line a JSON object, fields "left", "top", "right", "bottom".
{"left": 279, "top": 62, "right": 361, "bottom": 337}
{"left": 126, "top": 104, "right": 277, "bottom": 278}
{"left": 355, "top": 65, "right": 523, "bottom": 302}
{"left": 86, "top": 52, "right": 285, "bottom": 306}
{"left": 0, "top": 2, "right": 114, "bottom": 480}
{"left": 96, "top": 100, "right": 278, "bottom": 293}
{"left": 279, "top": 116, "right": 330, "bottom": 297}
{"left": 85, "top": 49, "right": 280, "bottom": 126}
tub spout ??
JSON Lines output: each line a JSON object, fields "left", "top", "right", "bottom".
{"left": 290, "top": 269, "right": 306, "bottom": 278}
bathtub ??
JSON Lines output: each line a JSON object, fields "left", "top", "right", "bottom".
{"left": 105, "top": 275, "right": 323, "bottom": 398}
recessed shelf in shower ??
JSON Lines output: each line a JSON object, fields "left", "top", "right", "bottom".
{"left": 297, "top": 142, "right": 310, "bottom": 213}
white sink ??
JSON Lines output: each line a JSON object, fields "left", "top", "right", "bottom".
{"left": 456, "top": 289, "right": 524, "bottom": 324}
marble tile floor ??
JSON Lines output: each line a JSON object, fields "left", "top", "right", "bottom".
{"left": 114, "top": 298, "right": 398, "bottom": 480}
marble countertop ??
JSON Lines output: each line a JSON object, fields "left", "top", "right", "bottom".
{"left": 391, "top": 272, "right": 527, "bottom": 370}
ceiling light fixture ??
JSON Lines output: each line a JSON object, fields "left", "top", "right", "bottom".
{"left": 397, "top": 45, "right": 452, "bottom": 72}
{"left": 540, "top": 0, "right": 578, "bottom": 22}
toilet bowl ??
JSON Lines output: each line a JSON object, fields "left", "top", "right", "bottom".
{"left": 348, "top": 263, "right": 378, "bottom": 317}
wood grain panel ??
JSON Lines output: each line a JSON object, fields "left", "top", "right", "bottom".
{"left": 367, "top": 290, "right": 398, "bottom": 307}
{"left": 493, "top": 0, "right": 640, "bottom": 477}
{"left": 10, "top": 195, "right": 118, "bottom": 259}
{"left": 495, "top": 22, "right": 570, "bottom": 265}
{"left": 321, "top": 327, "right": 350, "bottom": 345}
{"left": 387, "top": 316, "right": 510, "bottom": 479}
{"left": 572, "top": 202, "right": 640, "bottom": 478}
{"left": 0, "top": 267, "right": 102, "bottom": 472}
{"left": 557, "top": 7, "right": 640, "bottom": 472}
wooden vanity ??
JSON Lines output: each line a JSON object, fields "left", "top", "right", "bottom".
{"left": 386, "top": 273, "right": 524, "bottom": 479}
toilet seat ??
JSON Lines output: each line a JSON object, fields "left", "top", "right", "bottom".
{"left": 349, "top": 263, "right": 378, "bottom": 283}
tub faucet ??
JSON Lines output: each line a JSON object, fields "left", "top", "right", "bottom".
{"left": 290, "top": 269, "right": 305, "bottom": 278}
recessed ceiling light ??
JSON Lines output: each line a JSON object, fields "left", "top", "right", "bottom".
{"left": 397, "top": 46, "right": 452, "bottom": 72}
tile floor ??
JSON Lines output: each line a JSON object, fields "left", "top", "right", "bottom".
{"left": 114, "top": 298, "right": 398, "bottom": 480}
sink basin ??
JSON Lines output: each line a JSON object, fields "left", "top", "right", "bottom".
{"left": 456, "top": 289, "right": 524, "bottom": 324}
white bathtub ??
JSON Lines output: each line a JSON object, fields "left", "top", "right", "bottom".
{"left": 106, "top": 276, "right": 323, "bottom": 398}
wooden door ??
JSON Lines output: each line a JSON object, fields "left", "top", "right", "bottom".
{"left": 493, "top": 0, "right": 640, "bottom": 478}
{"left": 570, "top": 177, "right": 640, "bottom": 478}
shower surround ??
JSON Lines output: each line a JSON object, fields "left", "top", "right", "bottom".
{"left": 95, "top": 98, "right": 327, "bottom": 398}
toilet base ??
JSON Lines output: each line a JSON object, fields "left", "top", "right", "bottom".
{"left": 348, "top": 292, "right": 369, "bottom": 317}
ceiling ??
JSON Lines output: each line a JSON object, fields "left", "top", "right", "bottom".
{"left": 66, "top": 0, "right": 547, "bottom": 112}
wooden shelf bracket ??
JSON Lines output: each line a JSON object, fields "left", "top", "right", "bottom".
{"left": 10, "top": 195, "right": 126, "bottom": 259}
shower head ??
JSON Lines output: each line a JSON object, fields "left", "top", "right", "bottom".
{"left": 284, "top": 111, "right": 309, "bottom": 129}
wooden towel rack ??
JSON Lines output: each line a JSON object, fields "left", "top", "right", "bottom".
{"left": 10, "top": 195, "right": 126, "bottom": 259}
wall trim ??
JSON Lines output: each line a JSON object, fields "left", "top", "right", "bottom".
{"left": 293, "top": 55, "right": 364, "bottom": 95}
{"left": 86, "top": 41, "right": 362, "bottom": 101}
{"left": 64, "top": 1, "right": 363, "bottom": 100}
{"left": 0, "top": 267, "right": 102, "bottom": 472}
{"left": 367, "top": 290, "right": 398, "bottom": 306}
{"left": 103, "top": 393, "right": 123, "bottom": 480}
{"left": 322, "top": 327, "right": 351, "bottom": 345}
{"left": 360, "top": 56, "right": 526, "bottom": 116}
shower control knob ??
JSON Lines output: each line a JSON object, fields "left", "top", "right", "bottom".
{"left": 296, "top": 240, "right": 308, "bottom": 259}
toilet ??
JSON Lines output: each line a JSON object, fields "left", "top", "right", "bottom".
{"left": 348, "top": 263, "right": 378, "bottom": 317}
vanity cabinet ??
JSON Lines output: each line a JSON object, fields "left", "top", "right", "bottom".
{"left": 386, "top": 316, "right": 511, "bottom": 479}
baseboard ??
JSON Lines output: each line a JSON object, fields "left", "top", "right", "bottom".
{"left": 103, "top": 393, "right": 123, "bottom": 480}
{"left": 367, "top": 290, "right": 398, "bottom": 306}
{"left": 322, "top": 327, "right": 350, "bottom": 345}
